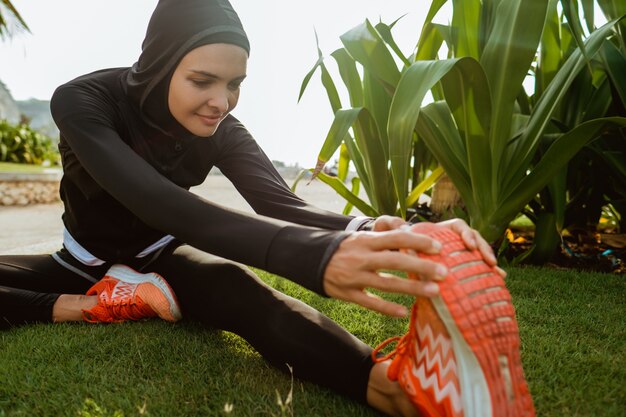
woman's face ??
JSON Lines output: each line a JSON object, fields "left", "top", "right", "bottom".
{"left": 168, "top": 43, "right": 247, "bottom": 137}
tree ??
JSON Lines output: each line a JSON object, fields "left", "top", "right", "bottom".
{"left": 0, "top": 0, "right": 29, "bottom": 41}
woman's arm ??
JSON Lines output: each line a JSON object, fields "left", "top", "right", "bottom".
{"left": 51, "top": 84, "right": 346, "bottom": 295}
{"left": 215, "top": 120, "right": 360, "bottom": 230}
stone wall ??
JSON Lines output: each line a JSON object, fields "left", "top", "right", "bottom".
{"left": 0, "top": 171, "right": 62, "bottom": 206}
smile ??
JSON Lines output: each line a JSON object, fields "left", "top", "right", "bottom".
{"left": 196, "top": 113, "right": 222, "bottom": 126}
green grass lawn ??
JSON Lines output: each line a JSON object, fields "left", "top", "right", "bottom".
{"left": 0, "top": 267, "right": 624, "bottom": 417}
{"left": 0, "top": 162, "right": 61, "bottom": 174}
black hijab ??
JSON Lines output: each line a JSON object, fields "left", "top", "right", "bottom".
{"left": 125, "top": 0, "right": 250, "bottom": 137}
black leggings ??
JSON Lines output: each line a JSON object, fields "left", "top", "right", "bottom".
{"left": 0, "top": 243, "right": 374, "bottom": 403}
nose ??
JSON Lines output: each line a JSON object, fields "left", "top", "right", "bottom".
{"left": 207, "top": 89, "right": 229, "bottom": 114}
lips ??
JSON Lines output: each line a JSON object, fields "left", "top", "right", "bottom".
{"left": 196, "top": 113, "right": 222, "bottom": 126}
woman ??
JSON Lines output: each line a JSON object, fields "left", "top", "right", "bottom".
{"left": 0, "top": 1, "right": 518, "bottom": 416}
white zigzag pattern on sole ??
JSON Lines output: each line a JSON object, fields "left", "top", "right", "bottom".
{"left": 412, "top": 321, "right": 463, "bottom": 414}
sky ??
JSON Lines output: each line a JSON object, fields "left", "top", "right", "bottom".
{"left": 0, "top": 0, "right": 442, "bottom": 167}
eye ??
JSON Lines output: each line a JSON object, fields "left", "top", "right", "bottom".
{"left": 191, "top": 79, "right": 212, "bottom": 88}
{"left": 228, "top": 81, "right": 243, "bottom": 91}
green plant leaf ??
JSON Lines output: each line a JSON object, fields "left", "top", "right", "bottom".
{"left": 362, "top": 69, "right": 391, "bottom": 160}
{"left": 338, "top": 143, "right": 350, "bottom": 182}
{"left": 406, "top": 166, "right": 444, "bottom": 208}
{"left": 415, "top": 0, "right": 450, "bottom": 53}
{"left": 503, "top": 17, "right": 624, "bottom": 189}
{"left": 312, "top": 108, "right": 361, "bottom": 176}
{"left": 581, "top": 0, "right": 595, "bottom": 33}
{"left": 600, "top": 40, "right": 626, "bottom": 109}
{"left": 416, "top": 101, "right": 474, "bottom": 217}
{"left": 451, "top": 0, "right": 481, "bottom": 59}
{"left": 481, "top": 0, "right": 549, "bottom": 173}
{"left": 342, "top": 176, "right": 361, "bottom": 215}
{"left": 315, "top": 171, "right": 379, "bottom": 217}
{"left": 331, "top": 48, "right": 364, "bottom": 108}
{"left": 497, "top": 117, "right": 626, "bottom": 234}
{"left": 439, "top": 57, "right": 493, "bottom": 211}
{"left": 375, "top": 21, "right": 411, "bottom": 67}
{"left": 298, "top": 30, "right": 325, "bottom": 103}
{"left": 340, "top": 19, "right": 400, "bottom": 90}
{"left": 312, "top": 107, "right": 394, "bottom": 214}
{"left": 389, "top": 57, "right": 487, "bottom": 217}
{"left": 343, "top": 131, "right": 369, "bottom": 191}
{"left": 561, "top": 0, "right": 592, "bottom": 64}
{"left": 536, "top": 0, "right": 562, "bottom": 97}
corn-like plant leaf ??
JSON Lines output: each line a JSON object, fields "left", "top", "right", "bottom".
{"left": 414, "top": 23, "right": 448, "bottom": 101}
{"left": 504, "top": 17, "right": 624, "bottom": 189}
{"left": 298, "top": 30, "right": 325, "bottom": 103}
{"left": 298, "top": 55, "right": 324, "bottom": 103}
{"left": 451, "top": 0, "right": 481, "bottom": 59}
{"left": 415, "top": 23, "right": 448, "bottom": 61}
{"left": 597, "top": 0, "right": 626, "bottom": 38}
{"left": 320, "top": 61, "right": 342, "bottom": 114}
{"left": 481, "top": 0, "right": 549, "bottom": 172}
{"left": 536, "top": 0, "right": 562, "bottom": 96}
{"left": 600, "top": 40, "right": 626, "bottom": 109}
{"left": 581, "top": 0, "right": 595, "bottom": 33}
{"left": 496, "top": 117, "right": 626, "bottom": 236}
{"left": 331, "top": 48, "right": 363, "bottom": 108}
{"left": 561, "top": 0, "right": 592, "bottom": 64}
{"left": 582, "top": 76, "right": 612, "bottom": 122}
{"left": 340, "top": 19, "right": 400, "bottom": 90}
{"left": 375, "top": 21, "right": 411, "bottom": 67}
{"left": 362, "top": 69, "right": 391, "bottom": 160}
{"left": 313, "top": 107, "right": 393, "bottom": 213}
{"left": 350, "top": 108, "right": 397, "bottom": 214}
{"left": 315, "top": 171, "right": 379, "bottom": 217}
{"left": 342, "top": 176, "right": 361, "bottom": 215}
{"left": 416, "top": 101, "right": 474, "bottom": 217}
{"left": 312, "top": 108, "right": 361, "bottom": 176}
{"left": 547, "top": 169, "right": 567, "bottom": 233}
{"left": 406, "top": 166, "right": 444, "bottom": 208}
{"left": 415, "top": 0, "right": 450, "bottom": 53}
{"left": 343, "top": 132, "right": 372, "bottom": 204}
{"left": 338, "top": 143, "right": 349, "bottom": 182}
{"left": 388, "top": 58, "right": 482, "bottom": 217}
{"left": 439, "top": 58, "right": 493, "bottom": 211}
{"left": 290, "top": 168, "right": 312, "bottom": 192}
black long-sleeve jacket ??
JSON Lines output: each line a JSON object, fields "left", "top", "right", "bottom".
{"left": 51, "top": 67, "right": 354, "bottom": 295}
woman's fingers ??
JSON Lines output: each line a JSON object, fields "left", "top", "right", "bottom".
{"left": 367, "top": 272, "right": 440, "bottom": 296}
{"left": 350, "top": 290, "right": 408, "bottom": 317}
{"left": 359, "top": 228, "right": 441, "bottom": 254}
{"left": 365, "top": 250, "right": 447, "bottom": 281}
{"left": 434, "top": 219, "right": 498, "bottom": 265}
{"left": 371, "top": 215, "right": 407, "bottom": 232}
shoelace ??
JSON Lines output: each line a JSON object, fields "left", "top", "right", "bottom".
{"left": 101, "top": 288, "right": 154, "bottom": 321}
{"left": 372, "top": 333, "right": 410, "bottom": 363}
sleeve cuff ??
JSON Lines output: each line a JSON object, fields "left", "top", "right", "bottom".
{"left": 345, "top": 216, "right": 375, "bottom": 232}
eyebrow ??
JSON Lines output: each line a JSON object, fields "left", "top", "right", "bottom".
{"left": 189, "top": 70, "right": 246, "bottom": 81}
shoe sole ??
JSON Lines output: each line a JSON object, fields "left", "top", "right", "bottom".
{"left": 106, "top": 264, "right": 183, "bottom": 322}
{"left": 410, "top": 223, "right": 534, "bottom": 417}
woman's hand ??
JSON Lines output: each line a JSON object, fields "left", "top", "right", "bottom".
{"left": 432, "top": 218, "right": 506, "bottom": 278}
{"left": 323, "top": 216, "right": 505, "bottom": 317}
{"left": 371, "top": 216, "right": 505, "bottom": 277}
{"left": 323, "top": 228, "right": 447, "bottom": 317}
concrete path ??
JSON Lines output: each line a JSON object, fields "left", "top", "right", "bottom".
{"left": 0, "top": 175, "right": 365, "bottom": 255}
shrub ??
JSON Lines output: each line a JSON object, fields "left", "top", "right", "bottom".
{"left": 0, "top": 119, "right": 60, "bottom": 166}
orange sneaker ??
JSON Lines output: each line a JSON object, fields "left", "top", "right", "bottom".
{"left": 82, "top": 264, "right": 182, "bottom": 323}
{"left": 373, "top": 223, "right": 535, "bottom": 417}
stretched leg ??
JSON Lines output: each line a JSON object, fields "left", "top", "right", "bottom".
{"left": 0, "top": 254, "right": 97, "bottom": 329}
{"left": 147, "top": 245, "right": 416, "bottom": 415}
{"left": 0, "top": 253, "right": 179, "bottom": 326}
